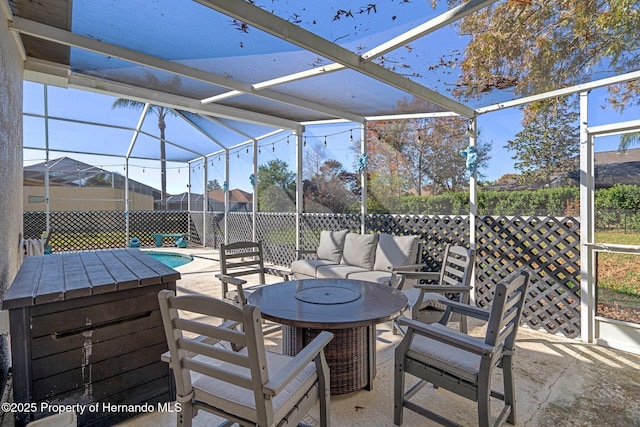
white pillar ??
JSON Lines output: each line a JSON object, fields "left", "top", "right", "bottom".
{"left": 360, "top": 121, "right": 367, "bottom": 234}
{"left": 43, "top": 85, "right": 50, "bottom": 234}
{"left": 252, "top": 139, "right": 258, "bottom": 242}
{"left": 468, "top": 118, "right": 478, "bottom": 304}
{"left": 224, "top": 150, "right": 230, "bottom": 245}
{"left": 579, "top": 91, "right": 596, "bottom": 343}
{"left": 295, "top": 128, "right": 304, "bottom": 252}
{"left": 202, "top": 159, "right": 207, "bottom": 248}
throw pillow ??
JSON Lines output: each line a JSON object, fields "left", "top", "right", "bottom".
{"left": 341, "top": 233, "right": 379, "bottom": 270}
{"left": 316, "top": 229, "right": 349, "bottom": 263}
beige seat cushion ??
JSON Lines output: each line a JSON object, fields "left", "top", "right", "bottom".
{"left": 316, "top": 264, "right": 367, "bottom": 279}
{"left": 347, "top": 270, "right": 393, "bottom": 285}
{"left": 190, "top": 347, "right": 318, "bottom": 424}
{"left": 291, "top": 259, "right": 338, "bottom": 277}
{"left": 406, "top": 323, "right": 482, "bottom": 383}
{"left": 373, "top": 233, "right": 419, "bottom": 272}
{"left": 341, "top": 233, "right": 378, "bottom": 270}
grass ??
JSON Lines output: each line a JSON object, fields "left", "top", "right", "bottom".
{"left": 595, "top": 231, "right": 640, "bottom": 314}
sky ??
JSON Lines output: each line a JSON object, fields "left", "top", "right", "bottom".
{"left": 22, "top": 83, "right": 640, "bottom": 197}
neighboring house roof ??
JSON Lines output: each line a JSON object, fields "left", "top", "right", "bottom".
{"left": 207, "top": 188, "right": 253, "bottom": 203}
{"left": 24, "top": 157, "right": 160, "bottom": 197}
{"left": 487, "top": 148, "right": 640, "bottom": 191}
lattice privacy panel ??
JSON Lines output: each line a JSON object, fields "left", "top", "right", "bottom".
{"left": 256, "top": 213, "right": 297, "bottom": 266}
{"left": 476, "top": 215, "right": 581, "bottom": 338}
{"left": 227, "top": 212, "right": 253, "bottom": 243}
{"left": 204, "top": 212, "right": 225, "bottom": 248}
{"left": 299, "top": 213, "right": 361, "bottom": 253}
{"left": 188, "top": 212, "right": 204, "bottom": 246}
{"left": 24, "top": 211, "right": 188, "bottom": 251}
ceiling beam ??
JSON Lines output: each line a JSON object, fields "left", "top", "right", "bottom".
{"left": 10, "top": 16, "right": 363, "bottom": 123}
{"left": 64, "top": 71, "right": 301, "bottom": 130}
{"left": 195, "top": 0, "right": 476, "bottom": 118}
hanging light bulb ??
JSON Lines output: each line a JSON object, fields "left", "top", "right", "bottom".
{"left": 324, "top": 136, "right": 327, "bottom": 146}
{"left": 350, "top": 129, "right": 353, "bottom": 141}
{"left": 304, "top": 136, "right": 307, "bottom": 147}
{"left": 246, "top": 147, "right": 249, "bottom": 154}
{"left": 286, "top": 136, "right": 290, "bottom": 145}
{"left": 272, "top": 144, "right": 275, "bottom": 152}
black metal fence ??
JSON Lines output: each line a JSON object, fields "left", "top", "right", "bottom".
{"left": 25, "top": 209, "right": 582, "bottom": 338}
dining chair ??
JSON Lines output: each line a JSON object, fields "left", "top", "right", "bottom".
{"left": 158, "top": 289, "right": 333, "bottom": 427}
{"left": 393, "top": 271, "right": 530, "bottom": 427}
{"left": 394, "top": 245, "right": 475, "bottom": 334}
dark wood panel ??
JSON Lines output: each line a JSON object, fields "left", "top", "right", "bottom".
{"left": 30, "top": 283, "right": 171, "bottom": 317}
{"left": 78, "top": 251, "right": 118, "bottom": 292}
{"left": 127, "top": 249, "right": 181, "bottom": 283}
{"left": 30, "top": 291, "right": 161, "bottom": 338}
{"left": 33, "top": 254, "right": 65, "bottom": 304}
{"left": 32, "top": 324, "right": 166, "bottom": 379}
{"left": 61, "top": 253, "right": 92, "bottom": 299}
{"left": 1, "top": 257, "right": 42, "bottom": 309}
{"left": 32, "top": 343, "right": 168, "bottom": 400}
{"left": 110, "top": 249, "right": 163, "bottom": 287}
{"left": 33, "top": 361, "right": 170, "bottom": 403}
{"left": 93, "top": 250, "right": 139, "bottom": 293}
{"left": 31, "top": 309, "right": 163, "bottom": 360}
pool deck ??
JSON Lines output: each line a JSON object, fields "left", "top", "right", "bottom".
{"left": 4, "top": 246, "right": 637, "bottom": 426}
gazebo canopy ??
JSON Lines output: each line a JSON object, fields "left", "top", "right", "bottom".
{"left": 7, "top": 0, "right": 640, "bottom": 163}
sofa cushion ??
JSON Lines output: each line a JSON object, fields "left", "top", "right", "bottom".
{"left": 347, "top": 270, "right": 393, "bottom": 286}
{"left": 316, "top": 264, "right": 367, "bottom": 279}
{"left": 316, "top": 230, "right": 349, "bottom": 263}
{"left": 373, "top": 233, "right": 419, "bottom": 272}
{"left": 341, "top": 233, "right": 378, "bottom": 270}
{"left": 291, "top": 259, "right": 338, "bottom": 277}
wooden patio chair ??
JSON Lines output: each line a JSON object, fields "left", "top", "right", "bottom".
{"left": 216, "top": 241, "right": 290, "bottom": 335}
{"left": 393, "top": 245, "right": 475, "bottom": 334}
{"left": 393, "top": 271, "right": 530, "bottom": 427}
{"left": 216, "top": 241, "right": 290, "bottom": 306}
{"left": 158, "top": 290, "right": 333, "bottom": 427}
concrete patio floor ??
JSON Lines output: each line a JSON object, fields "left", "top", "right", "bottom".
{"left": 4, "top": 246, "right": 631, "bottom": 427}
{"left": 109, "top": 246, "right": 640, "bottom": 427}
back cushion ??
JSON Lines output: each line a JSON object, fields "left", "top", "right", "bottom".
{"left": 373, "top": 233, "right": 419, "bottom": 272}
{"left": 316, "top": 229, "right": 349, "bottom": 263}
{"left": 341, "top": 233, "right": 379, "bottom": 270}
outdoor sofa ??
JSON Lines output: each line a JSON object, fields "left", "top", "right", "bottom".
{"left": 290, "top": 230, "right": 423, "bottom": 286}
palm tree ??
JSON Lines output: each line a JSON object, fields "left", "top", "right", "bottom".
{"left": 112, "top": 99, "right": 175, "bottom": 210}
{"left": 619, "top": 132, "right": 640, "bottom": 152}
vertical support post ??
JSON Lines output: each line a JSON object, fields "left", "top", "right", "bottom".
{"left": 295, "top": 128, "right": 304, "bottom": 254}
{"left": 224, "top": 150, "right": 230, "bottom": 245}
{"left": 203, "top": 159, "right": 208, "bottom": 248}
{"left": 579, "top": 91, "right": 595, "bottom": 343}
{"left": 360, "top": 121, "right": 367, "bottom": 234}
{"left": 187, "top": 160, "right": 192, "bottom": 213}
{"left": 43, "top": 85, "right": 50, "bottom": 234}
{"left": 252, "top": 139, "right": 258, "bottom": 242}
{"left": 124, "top": 103, "right": 148, "bottom": 245}
{"left": 468, "top": 117, "right": 478, "bottom": 304}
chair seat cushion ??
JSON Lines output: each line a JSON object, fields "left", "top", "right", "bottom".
{"left": 291, "top": 259, "right": 338, "bottom": 277}
{"left": 402, "top": 288, "right": 448, "bottom": 311}
{"left": 191, "top": 347, "right": 318, "bottom": 424}
{"left": 316, "top": 264, "right": 367, "bottom": 279}
{"left": 347, "top": 270, "right": 392, "bottom": 285}
{"left": 407, "top": 323, "right": 481, "bottom": 383}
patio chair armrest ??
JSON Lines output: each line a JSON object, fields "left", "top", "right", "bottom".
{"left": 215, "top": 273, "right": 247, "bottom": 286}
{"left": 390, "top": 263, "right": 426, "bottom": 272}
{"left": 295, "top": 249, "right": 318, "bottom": 260}
{"left": 414, "top": 284, "right": 472, "bottom": 293}
{"left": 263, "top": 267, "right": 291, "bottom": 280}
{"left": 396, "top": 271, "right": 439, "bottom": 281}
{"left": 263, "top": 331, "right": 334, "bottom": 395}
{"left": 440, "top": 299, "right": 490, "bottom": 321}
{"left": 398, "top": 318, "right": 493, "bottom": 356}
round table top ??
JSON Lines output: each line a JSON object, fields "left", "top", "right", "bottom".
{"left": 247, "top": 278, "right": 408, "bottom": 329}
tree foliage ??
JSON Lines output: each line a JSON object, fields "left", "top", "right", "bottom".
{"left": 257, "top": 159, "right": 296, "bottom": 212}
{"left": 505, "top": 97, "right": 579, "bottom": 185}
{"left": 365, "top": 98, "right": 491, "bottom": 209}
{"left": 304, "top": 159, "right": 360, "bottom": 213}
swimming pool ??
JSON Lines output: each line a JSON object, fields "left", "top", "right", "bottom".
{"left": 145, "top": 251, "right": 193, "bottom": 268}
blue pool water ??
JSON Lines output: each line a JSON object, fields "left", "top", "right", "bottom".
{"left": 146, "top": 252, "right": 193, "bottom": 268}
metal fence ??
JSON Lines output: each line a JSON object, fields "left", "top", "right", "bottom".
{"left": 25, "top": 210, "right": 581, "bottom": 338}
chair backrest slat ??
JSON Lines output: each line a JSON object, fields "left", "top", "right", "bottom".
{"left": 182, "top": 357, "right": 254, "bottom": 389}
{"left": 174, "top": 318, "right": 246, "bottom": 347}
{"left": 220, "top": 241, "right": 267, "bottom": 285}
{"left": 178, "top": 337, "right": 251, "bottom": 368}
{"left": 484, "top": 272, "right": 529, "bottom": 349}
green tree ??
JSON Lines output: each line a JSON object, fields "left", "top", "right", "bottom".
{"left": 505, "top": 97, "right": 579, "bottom": 185}
{"left": 112, "top": 99, "right": 176, "bottom": 210}
{"left": 619, "top": 132, "right": 640, "bottom": 152}
{"left": 304, "top": 160, "right": 359, "bottom": 213}
{"left": 207, "top": 179, "right": 222, "bottom": 191}
{"left": 257, "top": 159, "right": 296, "bottom": 212}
